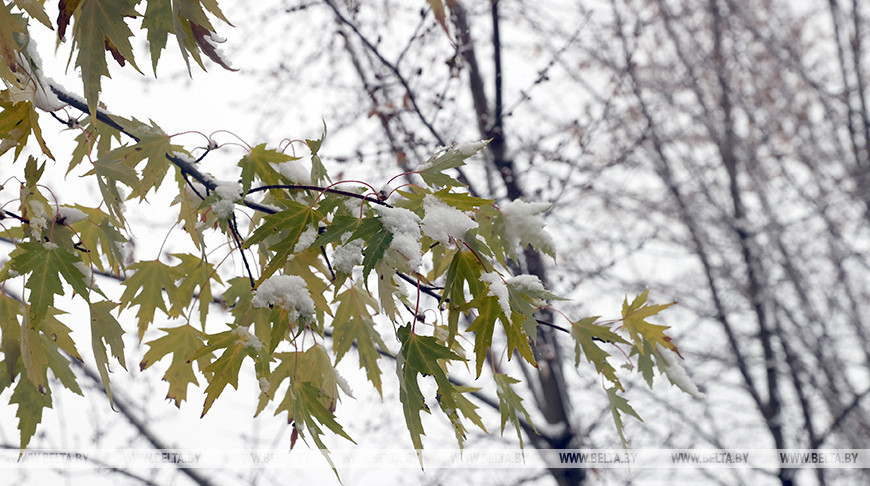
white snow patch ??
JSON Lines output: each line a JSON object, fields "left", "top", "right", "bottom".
{"left": 421, "top": 195, "right": 478, "bottom": 245}
{"left": 480, "top": 272, "right": 510, "bottom": 316}
{"left": 507, "top": 274, "right": 547, "bottom": 294}
{"left": 42, "top": 241, "right": 58, "bottom": 250}
{"left": 258, "top": 377, "right": 271, "bottom": 394}
{"left": 233, "top": 326, "right": 263, "bottom": 352}
{"left": 252, "top": 274, "right": 316, "bottom": 323}
{"left": 10, "top": 38, "right": 67, "bottom": 112}
{"left": 373, "top": 205, "right": 422, "bottom": 271}
{"left": 272, "top": 161, "right": 311, "bottom": 184}
{"left": 212, "top": 180, "right": 242, "bottom": 218}
{"left": 56, "top": 207, "right": 87, "bottom": 225}
{"left": 455, "top": 139, "right": 488, "bottom": 156}
{"left": 500, "top": 200, "right": 555, "bottom": 257}
{"left": 656, "top": 343, "right": 705, "bottom": 399}
{"left": 294, "top": 226, "right": 318, "bottom": 253}
{"left": 333, "top": 238, "right": 365, "bottom": 274}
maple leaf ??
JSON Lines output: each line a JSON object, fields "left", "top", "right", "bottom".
{"left": 72, "top": 0, "right": 140, "bottom": 117}
{"left": 57, "top": 0, "right": 83, "bottom": 41}
{"left": 239, "top": 143, "right": 292, "bottom": 194}
{"left": 0, "top": 294, "right": 22, "bottom": 381}
{"left": 426, "top": 0, "right": 450, "bottom": 37}
{"left": 6, "top": 242, "right": 92, "bottom": 324}
{"left": 494, "top": 373, "right": 535, "bottom": 447}
{"left": 606, "top": 386, "right": 642, "bottom": 447}
{"left": 21, "top": 318, "right": 82, "bottom": 396}
{"left": 14, "top": 0, "right": 52, "bottom": 28}
{"left": 418, "top": 142, "right": 488, "bottom": 188}
{"left": 621, "top": 290, "right": 679, "bottom": 356}
{"left": 466, "top": 296, "right": 500, "bottom": 377}
{"left": 437, "top": 384, "right": 487, "bottom": 449}
{"left": 140, "top": 325, "right": 206, "bottom": 407}
{"left": 332, "top": 284, "right": 388, "bottom": 395}
{"left": 0, "top": 2, "right": 26, "bottom": 82}
{"left": 119, "top": 260, "right": 181, "bottom": 340}
{"left": 195, "top": 326, "right": 258, "bottom": 416}
{"left": 571, "top": 317, "right": 628, "bottom": 389}
{"left": 257, "top": 345, "right": 354, "bottom": 476}
{"left": 244, "top": 201, "right": 323, "bottom": 281}
{"left": 142, "top": 0, "right": 173, "bottom": 73}
{"left": 171, "top": 253, "right": 222, "bottom": 328}
{"left": 89, "top": 300, "right": 126, "bottom": 407}
{"left": 69, "top": 206, "right": 127, "bottom": 273}
{"left": 397, "top": 324, "right": 464, "bottom": 460}
{"left": 10, "top": 373, "right": 52, "bottom": 449}
{"left": 0, "top": 99, "right": 53, "bottom": 160}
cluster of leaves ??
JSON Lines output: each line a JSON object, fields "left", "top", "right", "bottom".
{"left": 0, "top": 0, "right": 694, "bottom": 468}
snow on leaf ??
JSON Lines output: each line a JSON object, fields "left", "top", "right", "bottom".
{"left": 655, "top": 343, "right": 704, "bottom": 398}
{"left": 140, "top": 324, "right": 206, "bottom": 407}
{"left": 421, "top": 194, "right": 478, "bottom": 245}
{"left": 252, "top": 274, "right": 315, "bottom": 324}
{"left": 500, "top": 199, "right": 556, "bottom": 259}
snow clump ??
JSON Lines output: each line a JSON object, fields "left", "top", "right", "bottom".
{"left": 252, "top": 274, "right": 316, "bottom": 323}
{"left": 333, "top": 236, "right": 365, "bottom": 274}
{"left": 500, "top": 200, "right": 556, "bottom": 258}
{"left": 655, "top": 343, "right": 705, "bottom": 399}
{"left": 233, "top": 326, "right": 263, "bottom": 352}
{"left": 421, "top": 195, "right": 478, "bottom": 245}
{"left": 212, "top": 180, "right": 243, "bottom": 218}
{"left": 480, "top": 272, "right": 510, "bottom": 316}
{"left": 373, "top": 205, "right": 422, "bottom": 271}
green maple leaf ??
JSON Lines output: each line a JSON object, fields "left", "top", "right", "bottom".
{"left": 13, "top": 0, "right": 52, "bottom": 28}
{"left": 397, "top": 324, "right": 464, "bottom": 459}
{"left": 7, "top": 242, "right": 92, "bottom": 324}
{"left": 0, "top": 294, "right": 22, "bottom": 381}
{"left": 606, "top": 386, "right": 642, "bottom": 447}
{"left": 571, "top": 317, "right": 628, "bottom": 389}
{"left": 171, "top": 253, "right": 221, "bottom": 327}
{"left": 0, "top": 3, "right": 26, "bottom": 84}
{"left": 10, "top": 373, "right": 52, "bottom": 450}
{"left": 70, "top": 206, "right": 127, "bottom": 273}
{"left": 244, "top": 201, "right": 323, "bottom": 281}
{"left": 72, "top": 0, "right": 140, "bottom": 118}
{"left": 418, "top": 143, "right": 488, "bottom": 188}
{"left": 140, "top": 324, "right": 206, "bottom": 407}
{"left": 142, "top": 0, "right": 173, "bottom": 74}
{"left": 621, "top": 290, "right": 679, "bottom": 356}
{"left": 494, "top": 373, "right": 535, "bottom": 447}
{"left": 239, "top": 143, "right": 293, "bottom": 194}
{"left": 119, "top": 260, "right": 181, "bottom": 340}
{"left": 332, "top": 284, "right": 388, "bottom": 395}
{"left": 258, "top": 345, "right": 353, "bottom": 475}
{"left": 437, "top": 384, "right": 487, "bottom": 448}
{"left": 21, "top": 321, "right": 82, "bottom": 396}
{"left": 0, "top": 99, "right": 52, "bottom": 161}
{"left": 195, "top": 327, "right": 257, "bottom": 416}
{"left": 466, "top": 296, "right": 500, "bottom": 377}
{"left": 89, "top": 300, "right": 126, "bottom": 407}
